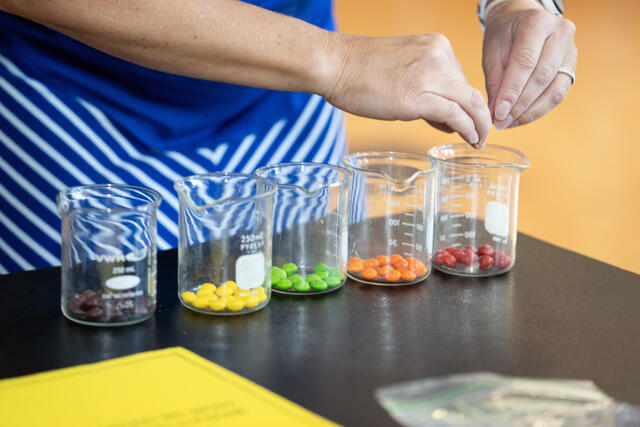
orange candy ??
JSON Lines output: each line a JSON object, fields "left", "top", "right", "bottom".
{"left": 351, "top": 254, "right": 428, "bottom": 283}
{"left": 361, "top": 267, "right": 378, "bottom": 280}
{"left": 385, "top": 269, "right": 402, "bottom": 282}
{"left": 413, "top": 260, "right": 427, "bottom": 276}
{"left": 363, "top": 258, "right": 380, "bottom": 269}
{"left": 348, "top": 260, "right": 364, "bottom": 273}
{"left": 389, "top": 254, "right": 403, "bottom": 265}
{"left": 401, "top": 270, "right": 417, "bottom": 281}
{"left": 393, "top": 259, "right": 410, "bottom": 272}
{"left": 377, "top": 265, "right": 393, "bottom": 277}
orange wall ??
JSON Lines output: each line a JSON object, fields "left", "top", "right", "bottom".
{"left": 335, "top": 0, "right": 640, "bottom": 274}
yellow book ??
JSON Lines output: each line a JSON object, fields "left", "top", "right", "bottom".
{"left": 0, "top": 347, "right": 340, "bottom": 427}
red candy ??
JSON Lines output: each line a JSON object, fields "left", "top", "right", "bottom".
{"left": 494, "top": 255, "right": 512, "bottom": 269}
{"left": 443, "top": 253, "right": 457, "bottom": 268}
{"left": 434, "top": 250, "right": 447, "bottom": 266}
{"left": 479, "top": 255, "right": 495, "bottom": 270}
{"left": 436, "top": 243, "right": 512, "bottom": 272}
{"left": 477, "top": 245, "right": 495, "bottom": 257}
{"left": 459, "top": 249, "right": 477, "bottom": 267}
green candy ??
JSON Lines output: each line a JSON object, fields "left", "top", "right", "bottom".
{"left": 328, "top": 267, "right": 340, "bottom": 276}
{"left": 271, "top": 266, "right": 286, "bottom": 282}
{"left": 310, "top": 279, "right": 328, "bottom": 291}
{"left": 305, "top": 274, "right": 320, "bottom": 283}
{"left": 314, "top": 263, "right": 329, "bottom": 274}
{"left": 282, "top": 263, "right": 298, "bottom": 276}
{"left": 317, "top": 270, "right": 329, "bottom": 280}
{"left": 275, "top": 278, "right": 293, "bottom": 290}
{"left": 294, "top": 280, "right": 311, "bottom": 292}
{"left": 326, "top": 276, "right": 342, "bottom": 287}
{"left": 289, "top": 274, "right": 303, "bottom": 284}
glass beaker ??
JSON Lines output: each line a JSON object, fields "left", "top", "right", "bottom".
{"left": 428, "top": 144, "right": 530, "bottom": 276}
{"left": 57, "top": 184, "right": 161, "bottom": 327}
{"left": 254, "top": 162, "right": 351, "bottom": 295}
{"left": 343, "top": 152, "right": 435, "bottom": 286}
{"left": 174, "top": 173, "right": 276, "bottom": 315}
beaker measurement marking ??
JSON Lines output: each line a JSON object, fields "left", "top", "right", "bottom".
{"left": 404, "top": 212, "right": 415, "bottom": 217}
{"left": 403, "top": 232, "right": 414, "bottom": 237}
{"left": 449, "top": 214, "right": 464, "bottom": 219}
{"left": 449, "top": 233, "right": 464, "bottom": 238}
{"left": 401, "top": 222, "right": 415, "bottom": 227}
{"left": 401, "top": 242, "right": 414, "bottom": 248}
{"left": 451, "top": 223, "right": 462, "bottom": 228}
{"left": 448, "top": 203, "right": 462, "bottom": 209}
{"left": 452, "top": 185, "right": 462, "bottom": 189}
{"left": 402, "top": 203, "right": 415, "bottom": 208}
{"left": 403, "top": 252, "right": 413, "bottom": 257}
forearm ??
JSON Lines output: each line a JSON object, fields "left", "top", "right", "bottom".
{"left": 1, "top": 0, "right": 339, "bottom": 94}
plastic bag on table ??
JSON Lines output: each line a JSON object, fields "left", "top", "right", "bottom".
{"left": 375, "top": 372, "right": 640, "bottom": 426}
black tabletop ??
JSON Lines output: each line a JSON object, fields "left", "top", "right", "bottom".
{"left": 1, "top": 233, "right": 639, "bottom": 426}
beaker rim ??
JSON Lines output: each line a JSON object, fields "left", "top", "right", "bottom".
{"left": 174, "top": 172, "right": 277, "bottom": 211}
{"left": 342, "top": 151, "right": 434, "bottom": 186}
{"left": 427, "top": 144, "right": 530, "bottom": 169}
{"left": 254, "top": 162, "right": 352, "bottom": 194}
{"left": 56, "top": 184, "right": 162, "bottom": 215}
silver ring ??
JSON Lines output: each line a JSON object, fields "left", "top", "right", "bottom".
{"left": 557, "top": 66, "right": 575, "bottom": 85}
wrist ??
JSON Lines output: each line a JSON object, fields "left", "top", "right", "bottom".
{"left": 484, "top": 0, "right": 543, "bottom": 28}
{"left": 312, "top": 30, "right": 357, "bottom": 99}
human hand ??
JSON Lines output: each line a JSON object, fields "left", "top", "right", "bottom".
{"left": 482, "top": 0, "right": 577, "bottom": 131}
{"left": 322, "top": 33, "right": 492, "bottom": 147}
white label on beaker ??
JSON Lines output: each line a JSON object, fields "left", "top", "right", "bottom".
{"left": 484, "top": 201, "right": 509, "bottom": 237}
{"left": 105, "top": 275, "right": 140, "bottom": 290}
{"left": 235, "top": 252, "right": 265, "bottom": 289}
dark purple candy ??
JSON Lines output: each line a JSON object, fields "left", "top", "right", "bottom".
{"left": 81, "top": 295, "right": 102, "bottom": 310}
{"left": 85, "top": 307, "right": 104, "bottom": 321}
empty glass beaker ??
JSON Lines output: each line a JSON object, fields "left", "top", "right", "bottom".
{"left": 255, "top": 162, "right": 351, "bottom": 295}
{"left": 57, "top": 184, "right": 161, "bottom": 326}
{"left": 428, "top": 144, "right": 530, "bottom": 276}
{"left": 174, "top": 173, "right": 276, "bottom": 315}
{"left": 343, "top": 152, "right": 435, "bottom": 286}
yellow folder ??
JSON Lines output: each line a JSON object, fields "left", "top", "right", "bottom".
{"left": 0, "top": 347, "right": 340, "bottom": 427}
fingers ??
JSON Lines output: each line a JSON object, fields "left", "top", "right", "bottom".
{"left": 508, "top": 48, "right": 576, "bottom": 127}
{"left": 482, "top": 39, "right": 506, "bottom": 116}
{"left": 430, "top": 79, "right": 493, "bottom": 146}
{"left": 495, "top": 21, "right": 576, "bottom": 129}
{"left": 492, "top": 14, "right": 548, "bottom": 123}
{"left": 418, "top": 92, "right": 486, "bottom": 145}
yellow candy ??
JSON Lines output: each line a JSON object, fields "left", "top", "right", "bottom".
{"left": 192, "top": 297, "right": 210, "bottom": 309}
{"left": 200, "top": 282, "right": 216, "bottom": 292}
{"left": 227, "top": 299, "right": 245, "bottom": 311}
{"left": 207, "top": 294, "right": 219, "bottom": 302}
{"left": 196, "top": 288, "right": 214, "bottom": 297}
{"left": 257, "top": 292, "right": 267, "bottom": 302}
{"left": 244, "top": 295, "right": 260, "bottom": 308}
{"left": 181, "top": 291, "right": 196, "bottom": 303}
{"left": 216, "top": 286, "right": 235, "bottom": 297}
{"left": 209, "top": 299, "right": 226, "bottom": 311}
{"left": 221, "top": 280, "right": 237, "bottom": 289}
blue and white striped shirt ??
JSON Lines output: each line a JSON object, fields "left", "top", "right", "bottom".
{"left": 0, "top": 1, "right": 346, "bottom": 273}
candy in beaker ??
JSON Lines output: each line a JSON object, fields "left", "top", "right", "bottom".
{"left": 174, "top": 173, "right": 276, "bottom": 315}
{"left": 57, "top": 184, "right": 161, "bottom": 326}
{"left": 255, "top": 162, "right": 351, "bottom": 295}
{"left": 428, "top": 144, "right": 530, "bottom": 276}
{"left": 343, "top": 152, "right": 435, "bottom": 285}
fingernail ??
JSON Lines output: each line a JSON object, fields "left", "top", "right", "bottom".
{"left": 470, "top": 131, "right": 479, "bottom": 144}
{"left": 495, "top": 100, "right": 511, "bottom": 121}
{"left": 495, "top": 114, "right": 514, "bottom": 131}
{"left": 507, "top": 119, "right": 519, "bottom": 129}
